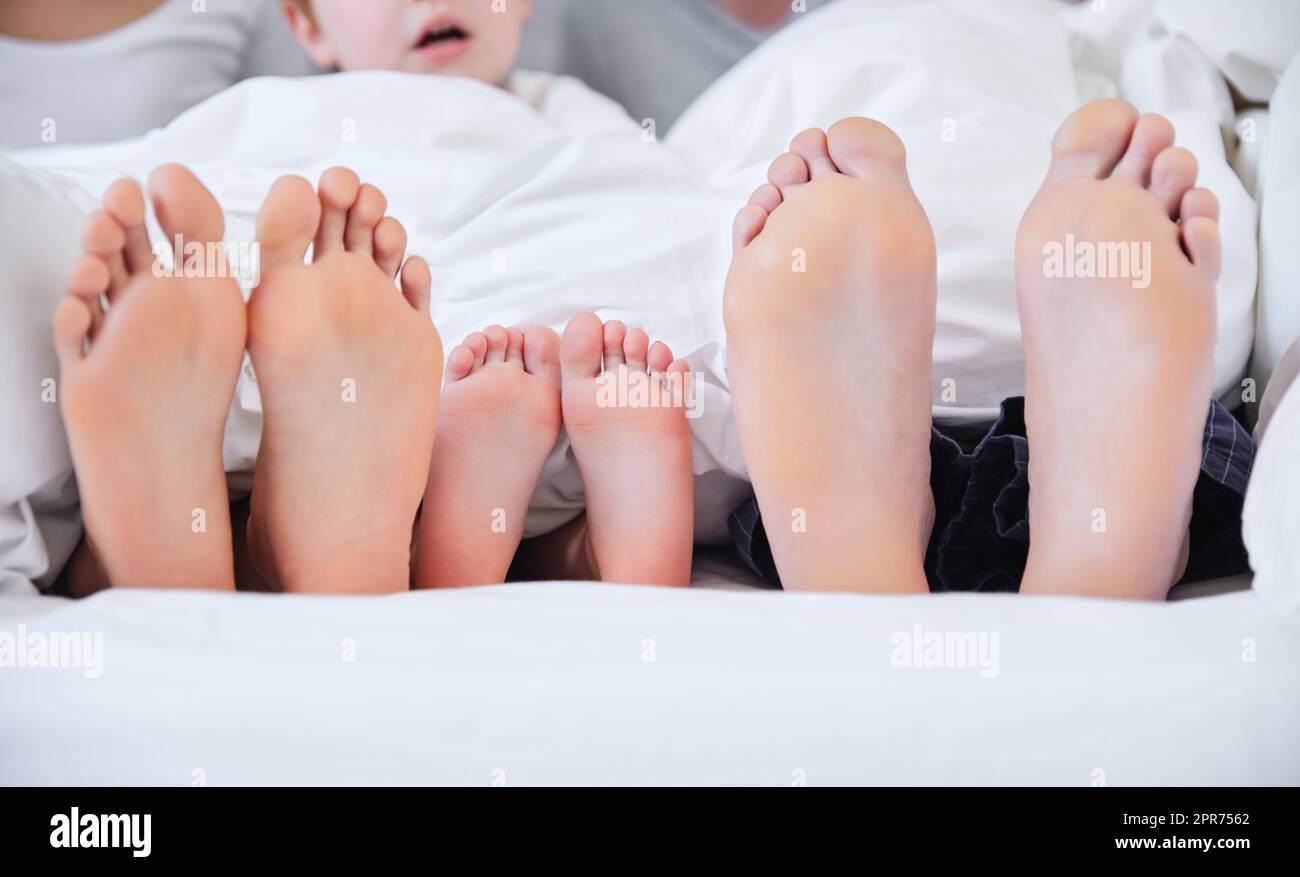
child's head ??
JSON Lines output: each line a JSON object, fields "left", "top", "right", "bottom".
{"left": 283, "top": 0, "right": 531, "bottom": 85}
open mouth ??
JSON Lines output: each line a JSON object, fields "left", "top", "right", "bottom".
{"left": 415, "top": 24, "right": 470, "bottom": 50}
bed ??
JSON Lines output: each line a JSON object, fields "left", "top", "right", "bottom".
{"left": 2, "top": 0, "right": 1299, "bottom": 786}
{"left": 2, "top": 564, "right": 1296, "bottom": 786}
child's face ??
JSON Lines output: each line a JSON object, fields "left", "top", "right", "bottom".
{"left": 287, "top": 0, "right": 532, "bottom": 84}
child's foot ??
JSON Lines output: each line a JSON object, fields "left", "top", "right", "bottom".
{"left": 415, "top": 325, "right": 563, "bottom": 588}
{"left": 560, "top": 314, "right": 694, "bottom": 586}
{"left": 246, "top": 168, "right": 442, "bottom": 594}
{"left": 723, "top": 119, "right": 937, "bottom": 593}
{"left": 1015, "top": 100, "right": 1220, "bottom": 599}
{"left": 53, "top": 166, "right": 245, "bottom": 589}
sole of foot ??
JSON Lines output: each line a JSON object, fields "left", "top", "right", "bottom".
{"left": 1015, "top": 99, "right": 1220, "bottom": 600}
{"left": 723, "top": 118, "right": 937, "bottom": 594}
{"left": 415, "top": 324, "right": 563, "bottom": 588}
{"left": 54, "top": 165, "right": 246, "bottom": 590}
{"left": 246, "top": 167, "right": 442, "bottom": 594}
{"left": 559, "top": 313, "right": 694, "bottom": 587}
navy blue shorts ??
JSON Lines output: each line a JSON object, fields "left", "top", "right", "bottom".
{"left": 729, "top": 398, "right": 1254, "bottom": 592}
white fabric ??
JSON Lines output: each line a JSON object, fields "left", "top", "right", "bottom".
{"left": 1252, "top": 54, "right": 1300, "bottom": 399}
{"left": 0, "top": 160, "right": 93, "bottom": 597}
{"left": 1244, "top": 353, "right": 1300, "bottom": 612}
{"left": 0, "top": 0, "right": 316, "bottom": 149}
{"left": 669, "top": 0, "right": 1259, "bottom": 422}
{"left": 1, "top": 583, "right": 1297, "bottom": 784}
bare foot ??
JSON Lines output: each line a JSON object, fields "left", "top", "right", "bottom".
{"left": 1016, "top": 100, "right": 1220, "bottom": 600}
{"left": 723, "top": 119, "right": 937, "bottom": 593}
{"left": 559, "top": 313, "right": 694, "bottom": 586}
{"left": 246, "top": 168, "right": 442, "bottom": 594}
{"left": 414, "top": 324, "right": 562, "bottom": 588}
{"left": 53, "top": 166, "right": 246, "bottom": 590}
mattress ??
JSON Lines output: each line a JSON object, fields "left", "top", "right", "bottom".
{"left": 2, "top": 570, "right": 1296, "bottom": 786}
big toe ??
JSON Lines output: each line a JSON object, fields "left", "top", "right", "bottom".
{"left": 560, "top": 312, "right": 604, "bottom": 381}
{"left": 826, "top": 117, "right": 908, "bottom": 178}
{"left": 256, "top": 175, "right": 321, "bottom": 271}
{"left": 1046, "top": 99, "right": 1141, "bottom": 181}
{"left": 147, "top": 164, "right": 224, "bottom": 247}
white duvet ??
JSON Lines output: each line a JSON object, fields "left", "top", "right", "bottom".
{"left": 0, "top": 0, "right": 1292, "bottom": 594}
{"left": 2, "top": 582, "right": 1297, "bottom": 785}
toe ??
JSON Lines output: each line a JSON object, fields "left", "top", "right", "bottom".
{"left": 373, "top": 216, "right": 407, "bottom": 278}
{"left": 445, "top": 344, "right": 476, "bottom": 383}
{"left": 256, "top": 175, "right": 321, "bottom": 271}
{"left": 1150, "top": 147, "right": 1198, "bottom": 218}
{"left": 102, "top": 178, "right": 153, "bottom": 275}
{"left": 314, "top": 167, "right": 360, "bottom": 258}
{"left": 748, "top": 183, "right": 783, "bottom": 213}
{"left": 647, "top": 340, "right": 673, "bottom": 373}
{"left": 523, "top": 325, "right": 562, "bottom": 388}
{"left": 767, "top": 151, "right": 810, "bottom": 198}
{"left": 1047, "top": 98, "right": 1141, "bottom": 181}
{"left": 463, "top": 331, "right": 488, "bottom": 368}
{"left": 1114, "top": 113, "right": 1176, "bottom": 186}
{"left": 399, "top": 255, "right": 432, "bottom": 313}
{"left": 66, "top": 254, "right": 109, "bottom": 340}
{"left": 505, "top": 327, "right": 525, "bottom": 365}
{"left": 826, "top": 117, "right": 909, "bottom": 177}
{"left": 1180, "top": 187, "right": 1219, "bottom": 223}
{"left": 560, "top": 312, "right": 604, "bottom": 381}
{"left": 147, "top": 164, "right": 224, "bottom": 246}
{"left": 603, "top": 320, "right": 627, "bottom": 371}
{"left": 624, "top": 328, "right": 650, "bottom": 372}
{"left": 344, "top": 184, "right": 386, "bottom": 257}
{"left": 732, "top": 204, "right": 768, "bottom": 253}
{"left": 52, "top": 296, "right": 93, "bottom": 368}
{"left": 1182, "top": 216, "right": 1221, "bottom": 280}
{"left": 483, "top": 325, "right": 509, "bottom": 364}
{"left": 789, "top": 128, "right": 838, "bottom": 178}
{"left": 82, "top": 210, "right": 128, "bottom": 298}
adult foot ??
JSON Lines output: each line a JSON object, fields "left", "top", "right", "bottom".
{"left": 723, "top": 119, "right": 937, "bottom": 593}
{"left": 559, "top": 313, "right": 694, "bottom": 586}
{"left": 53, "top": 166, "right": 245, "bottom": 589}
{"left": 246, "top": 168, "right": 442, "bottom": 594}
{"left": 414, "top": 325, "right": 562, "bottom": 588}
{"left": 1015, "top": 100, "right": 1220, "bottom": 599}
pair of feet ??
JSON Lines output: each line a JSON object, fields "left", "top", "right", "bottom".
{"left": 725, "top": 100, "right": 1221, "bottom": 600}
{"left": 57, "top": 168, "right": 695, "bottom": 594}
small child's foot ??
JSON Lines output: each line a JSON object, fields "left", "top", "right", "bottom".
{"left": 415, "top": 325, "right": 563, "bottom": 588}
{"left": 724, "top": 119, "right": 937, "bottom": 593}
{"left": 53, "top": 166, "right": 246, "bottom": 589}
{"left": 559, "top": 313, "right": 694, "bottom": 586}
{"left": 246, "top": 168, "right": 442, "bottom": 594}
{"left": 1015, "top": 100, "right": 1220, "bottom": 599}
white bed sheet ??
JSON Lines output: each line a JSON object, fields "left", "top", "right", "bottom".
{"left": 2, "top": 581, "right": 1297, "bottom": 786}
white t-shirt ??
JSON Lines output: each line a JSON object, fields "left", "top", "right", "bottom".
{"left": 0, "top": 0, "right": 316, "bottom": 149}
